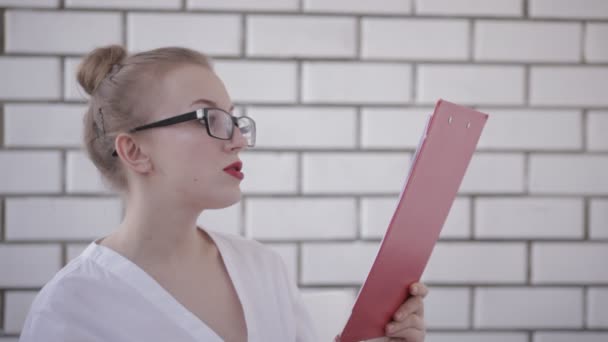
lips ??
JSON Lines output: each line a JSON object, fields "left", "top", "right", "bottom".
{"left": 223, "top": 161, "right": 242, "bottom": 172}
{"left": 223, "top": 161, "right": 244, "bottom": 180}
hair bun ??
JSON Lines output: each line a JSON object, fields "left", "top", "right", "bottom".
{"left": 77, "top": 45, "right": 127, "bottom": 95}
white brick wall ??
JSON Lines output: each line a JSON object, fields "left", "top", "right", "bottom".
{"left": 362, "top": 19, "right": 469, "bottom": 60}
{"left": 417, "top": 65, "right": 525, "bottom": 105}
{"left": 474, "top": 21, "right": 581, "bottom": 62}
{"left": 4, "top": 104, "right": 85, "bottom": 147}
{"left": 0, "top": 57, "right": 60, "bottom": 100}
{"left": 474, "top": 287, "right": 583, "bottom": 328}
{"left": 5, "top": 197, "right": 121, "bottom": 240}
{"left": 302, "top": 62, "right": 412, "bottom": 104}
{"left": 415, "top": 0, "right": 522, "bottom": 17}
{"left": 532, "top": 243, "right": 608, "bottom": 283}
{"left": 475, "top": 197, "right": 584, "bottom": 239}
{"left": 0, "top": 244, "right": 61, "bottom": 287}
{"left": 247, "top": 106, "right": 356, "bottom": 148}
{"left": 529, "top": 155, "right": 608, "bottom": 194}
{"left": 127, "top": 13, "right": 241, "bottom": 55}
{"left": 5, "top": 10, "right": 122, "bottom": 54}
{"left": 245, "top": 198, "right": 356, "bottom": 240}
{"left": 530, "top": 67, "right": 608, "bottom": 106}
{"left": 585, "top": 23, "right": 608, "bottom": 62}
{"left": 529, "top": 0, "right": 608, "bottom": 19}
{"left": 422, "top": 243, "right": 527, "bottom": 283}
{"left": 587, "top": 111, "right": 608, "bottom": 151}
{"left": 0, "top": 151, "right": 61, "bottom": 194}
{"left": 247, "top": 15, "right": 356, "bottom": 58}
{"left": 1, "top": 0, "right": 606, "bottom": 339}
{"left": 3, "top": 291, "right": 37, "bottom": 333}
{"left": 588, "top": 288, "right": 608, "bottom": 328}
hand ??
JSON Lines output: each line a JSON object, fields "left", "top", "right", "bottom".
{"left": 384, "top": 282, "right": 428, "bottom": 341}
{"left": 334, "top": 282, "right": 429, "bottom": 342}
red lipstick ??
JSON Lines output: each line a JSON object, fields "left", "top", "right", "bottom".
{"left": 223, "top": 161, "right": 244, "bottom": 180}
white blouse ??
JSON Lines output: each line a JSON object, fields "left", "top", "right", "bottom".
{"left": 19, "top": 228, "right": 319, "bottom": 342}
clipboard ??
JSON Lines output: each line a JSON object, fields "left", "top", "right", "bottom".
{"left": 339, "top": 99, "right": 489, "bottom": 342}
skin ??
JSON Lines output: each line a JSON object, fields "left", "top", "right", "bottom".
{"left": 100, "top": 63, "right": 428, "bottom": 341}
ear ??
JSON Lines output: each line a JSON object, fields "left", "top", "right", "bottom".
{"left": 114, "top": 133, "right": 152, "bottom": 174}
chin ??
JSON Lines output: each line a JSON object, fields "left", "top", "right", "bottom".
{"left": 204, "top": 188, "right": 242, "bottom": 210}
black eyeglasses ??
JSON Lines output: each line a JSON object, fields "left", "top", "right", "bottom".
{"left": 111, "top": 107, "right": 256, "bottom": 157}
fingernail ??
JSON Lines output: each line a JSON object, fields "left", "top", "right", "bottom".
{"left": 412, "top": 285, "right": 418, "bottom": 294}
{"left": 386, "top": 323, "right": 395, "bottom": 333}
{"left": 396, "top": 312, "right": 404, "bottom": 320}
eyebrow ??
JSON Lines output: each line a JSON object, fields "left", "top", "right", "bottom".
{"left": 190, "top": 98, "right": 235, "bottom": 112}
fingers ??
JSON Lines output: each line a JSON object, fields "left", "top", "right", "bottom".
{"left": 393, "top": 296, "right": 424, "bottom": 321}
{"left": 409, "top": 282, "right": 429, "bottom": 298}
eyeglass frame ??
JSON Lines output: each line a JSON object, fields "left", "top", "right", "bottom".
{"left": 111, "top": 107, "right": 256, "bottom": 157}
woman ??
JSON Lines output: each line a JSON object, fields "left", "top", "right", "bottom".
{"left": 19, "top": 45, "right": 428, "bottom": 341}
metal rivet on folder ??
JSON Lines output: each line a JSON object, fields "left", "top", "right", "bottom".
{"left": 448, "top": 116, "right": 453, "bottom": 124}
{"left": 467, "top": 122, "right": 471, "bottom": 128}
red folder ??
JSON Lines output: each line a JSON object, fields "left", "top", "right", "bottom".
{"left": 339, "top": 99, "right": 489, "bottom": 342}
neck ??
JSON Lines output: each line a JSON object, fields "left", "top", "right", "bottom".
{"left": 103, "top": 187, "right": 211, "bottom": 266}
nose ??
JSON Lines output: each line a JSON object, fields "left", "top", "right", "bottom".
{"left": 226, "top": 125, "right": 248, "bottom": 152}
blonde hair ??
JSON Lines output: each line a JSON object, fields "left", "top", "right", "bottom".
{"left": 77, "top": 45, "right": 213, "bottom": 192}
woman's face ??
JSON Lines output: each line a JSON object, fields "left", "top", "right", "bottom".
{"left": 134, "top": 63, "right": 248, "bottom": 211}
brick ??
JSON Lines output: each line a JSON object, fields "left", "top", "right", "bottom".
{"left": 532, "top": 243, "right": 608, "bottom": 283}
{"left": 6, "top": 197, "right": 121, "bottom": 240}
{"left": 66, "top": 0, "right": 180, "bottom": 9}
{"left": 529, "top": 0, "right": 608, "bottom": 19}
{"left": 459, "top": 153, "right": 525, "bottom": 194}
{"left": 475, "top": 287, "right": 583, "bottom": 328}
{"left": 66, "top": 151, "right": 113, "bottom": 194}
{"left": 301, "top": 289, "right": 355, "bottom": 342}
{"left": 475, "top": 21, "right": 581, "bottom": 62}
{"left": 361, "top": 107, "right": 434, "bottom": 149}
{"left": 239, "top": 152, "right": 298, "bottom": 194}
{"left": 0, "top": 0, "right": 57, "bottom": 8}
{"left": 425, "top": 287, "right": 470, "bottom": 328}
{"left": 476, "top": 109, "right": 582, "bottom": 151}
{"left": 361, "top": 197, "right": 471, "bottom": 239}
{"left": 214, "top": 60, "right": 297, "bottom": 103}
{"left": 247, "top": 15, "right": 356, "bottom": 58}
{"left": 301, "top": 242, "right": 379, "bottom": 285}
{"left": 266, "top": 243, "right": 297, "bottom": 282}
{"left": 246, "top": 107, "right": 356, "bottom": 149}
{"left": 586, "top": 24, "right": 608, "bottom": 62}
{"left": 197, "top": 202, "right": 242, "bottom": 237}
{"left": 475, "top": 197, "right": 584, "bottom": 239}
{"left": 64, "top": 57, "right": 87, "bottom": 101}
{"left": 245, "top": 198, "right": 357, "bottom": 241}
{"left": 127, "top": 13, "right": 241, "bottom": 55}
{"left": 535, "top": 333, "right": 608, "bottom": 342}
{"left": 588, "top": 111, "right": 608, "bottom": 151}
{"left": 4, "top": 291, "right": 37, "bottom": 333}
{"left": 302, "top": 153, "right": 411, "bottom": 194}
{"left": 417, "top": 65, "right": 525, "bottom": 105}
{"left": 415, "top": 0, "right": 522, "bottom": 17}
{"left": 590, "top": 199, "right": 608, "bottom": 239}
{"left": 530, "top": 67, "right": 608, "bottom": 106}
{"left": 4, "top": 104, "right": 85, "bottom": 147}
{"left": 422, "top": 243, "right": 526, "bottom": 283}
{"left": 302, "top": 62, "right": 412, "bottom": 104}
{"left": 0, "top": 57, "right": 60, "bottom": 100}
{"left": 529, "top": 154, "right": 608, "bottom": 195}
{"left": 304, "top": 0, "right": 411, "bottom": 14}
{"left": 588, "top": 288, "right": 608, "bottom": 328}
{"left": 0, "top": 244, "right": 61, "bottom": 287}
{"left": 427, "top": 332, "right": 528, "bottom": 342}
{"left": 0, "top": 151, "right": 61, "bottom": 194}
{"left": 362, "top": 19, "right": 469, "bottom": 60}
{"left": 187, "top": 0, "right": 299, "bottom": 11}
{"left": 6, "top": 10, "right": 121, "bottom": 54}
{"left": 66, "top": 243, "right": 88, "bottom": 262}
